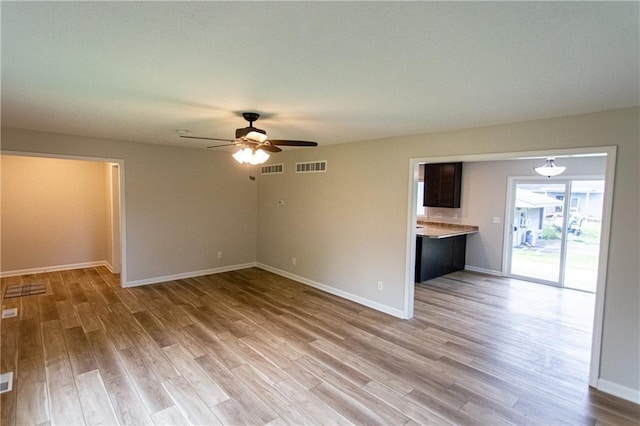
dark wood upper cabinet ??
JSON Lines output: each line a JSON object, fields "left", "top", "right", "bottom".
{"left": 424, "top": 162, "right": 462, "bottom": 208}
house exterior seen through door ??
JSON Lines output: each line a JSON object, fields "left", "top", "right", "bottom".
{"left": 507, "top": 179, "right": 604, "bottom": 292}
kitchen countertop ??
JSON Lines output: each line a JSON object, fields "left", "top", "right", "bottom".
{"left": 416, "top": 221, "right": 479, "bottom": 239}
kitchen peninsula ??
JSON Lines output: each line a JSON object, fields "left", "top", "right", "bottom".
{"left": 415, "top": 221, "right": 479, "bottom": 282}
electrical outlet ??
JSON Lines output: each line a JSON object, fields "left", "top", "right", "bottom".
{"left": 292, "top": 257, "right": 296, "bottom": 266}
{"left": 492, "top": 217, "right": 501, "bottom": 224}
{"left": 217, "top": 251, "right": 223, "bottom": 259}
{"left": 377, "top": 281, "right": 384, "bottom": 291}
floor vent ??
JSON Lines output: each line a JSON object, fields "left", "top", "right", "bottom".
{"left": 0, "top": 372, "right": 13, "bottom": 394}
{"left": 4, "top": 283, "right": 46, "bottom": 299}
{"left": 1, "top": 308, "right": 18, "bottom": 319}
{"left": 261, "top": 163, "right": 284, "bottom": 175}
{"left": 296, "top": 161, "right": 327, "bottom": 173}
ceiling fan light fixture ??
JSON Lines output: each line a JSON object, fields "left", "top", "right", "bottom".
{"left": 232, "top": 147, "right": 270, "bottom": 165}
{"left": 534, "top": 157, "right": 566, "bottom": 178}
{"left": 189, "top": 112, "right": 317, "bottom": 163}
{"left": 232, "top": 147, "right": 252, "bottom": 164}
{"left": 246, "top": 130, "right": 268, "bottom": 143}
{"left": 250, "top": 148, "right": 270, "bottom": 165}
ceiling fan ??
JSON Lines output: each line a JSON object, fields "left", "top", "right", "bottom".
{"left": 180, "top": 112, "right": 318, "bottom": 164}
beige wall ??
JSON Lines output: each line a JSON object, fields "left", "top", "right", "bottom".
{"left": 0, "top": 129, "right": 258, "bottom": 283}
{"left": 1, "top": 155, "right": 109, "bottom": 272}
{"left": 256, "top": 107, "right": 639, "bottom": 394}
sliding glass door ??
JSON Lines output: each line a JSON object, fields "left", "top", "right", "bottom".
{"left": 506, "top": 179, "right": 603, "bottom": 292}
{"left": 563, "top": 181, "right": 604, "bottom": 292}
{"left": 508, "top": 181, "right": 566, "bottom": 284}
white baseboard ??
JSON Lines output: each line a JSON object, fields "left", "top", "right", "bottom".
{"left": 597, "top": 379, "right": 640, "bottom": 404}
{"left": 125, "top": 262, "right": 257, "bottom": 288}
{"left": 0, "top": 261, "right": 111, "bottom": 278}
{"left": 464, "top": 265, "right": 503, "bottom": 276}
{"left": 257, "top": 263, "right": 406, "bottom": 319}
{"left": 103, "top": 262, "right": 123, "bottom": 275}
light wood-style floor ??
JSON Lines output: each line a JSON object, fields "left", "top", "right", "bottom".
{"left": 1, "top": 267, "right": 638, "bottom": 425}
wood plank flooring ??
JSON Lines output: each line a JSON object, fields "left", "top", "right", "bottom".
{"left": 1, "top": 267, "right": 638, "bottom": 425}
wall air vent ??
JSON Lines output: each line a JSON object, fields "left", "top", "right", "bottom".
{"left": 260, "top": 163, "right": 284, "bottom": 175}
{"left": 296, "top": 161, "right": 327, "bottom": 173}
{"left": 0, "top": 372, "right": 13, "bottom": 394}
{"left": 1, "top": 308, "right": 17, "bottom": 319}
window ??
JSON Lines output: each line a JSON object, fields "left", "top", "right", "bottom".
{"left": 570, "top": 197, "right": 580, "bottom": 210}
{"left": 417, "top": 181, "right": 426, "bottom": 216}
{"left": 555, "top": 195, "right": 564, "bottom": 212}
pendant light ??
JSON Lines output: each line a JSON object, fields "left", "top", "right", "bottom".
{"left": 534, "top": 157, "right": 566, "bottom": 178}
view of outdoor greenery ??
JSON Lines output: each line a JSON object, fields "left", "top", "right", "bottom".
{"left": 511, "top": 219, "right": 601, "bottom": 292}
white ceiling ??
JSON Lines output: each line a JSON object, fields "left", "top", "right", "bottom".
{"left": 1, "top": 2, "right": 638, "bottom": 149}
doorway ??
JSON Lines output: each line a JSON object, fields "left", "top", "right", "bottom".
{"left": 506, "top": 178, "right": 604, "bottom": 292}
{"left": 405, "top": 146, "right": 616, "bottom": 388}
{"left": 0, "top": 152, "right": 126, "bottom": 286}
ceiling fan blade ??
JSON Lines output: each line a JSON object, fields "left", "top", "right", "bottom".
{"left": 180, "top": 135, "right": 235, "bottom": 142}
{"left": 269, "top": 139, "right": 318, "bottom": 147}
{"left": 259, "top": 144, "right": 283, "bottom": 153}
{"left": 206, "top": 143, "right": 239, "bottom": 149}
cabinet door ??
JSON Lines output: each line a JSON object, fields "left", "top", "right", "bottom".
{"left": 450, "top": 234, "right": 467, "bottom": 271}
{"left": 424, "top": 165, "right": 442, "bottom": 207}
{"left": 416, "top": 236, "right": 453, "bottom": 281}
{"left": 424, "top": 162, "right": 462, "bottom": 208}
{"left": 415, "top": 234, "right": 468, "bottom": 282}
